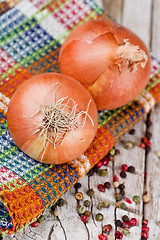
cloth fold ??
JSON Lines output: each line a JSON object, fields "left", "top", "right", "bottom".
{"left": 0, "top": 0, "right": 160, "bottom": 236}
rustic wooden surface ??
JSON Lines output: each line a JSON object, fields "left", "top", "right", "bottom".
{"left": 4, "top": 0, "right": 160, "bottom": 239}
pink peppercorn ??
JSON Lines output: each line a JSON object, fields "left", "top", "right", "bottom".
{"left": 126, "top": 198, "right": 132, "bottom": 204}
{"left": 96, "top": 160, "right": 103, "bottom": 168}
{"left": 122, "top": 221, "right": 130, "bottom": 229}
{"left": 142, "top": 225, "right": 149, "bottom": 233}
{"left": 98, "top": 234, "right": 107, "bottom": 240}
{"left": 97, "top": 184, "right": 105, "bottom": 192}
{"left": 113, "top": 175, "right": 119, "bottom": 182}
{"left": 102, "top": 156, "right": 109, "bottom": 166}
{"left": 142, "top": 219, "right": 148, "bottom": 225}
{"left": 102, "top": 224, "right": 112, "bottom": 233}
{"left": 30, "top": 221, "right": 38, "bottom": 227}
{"left": 141, "top": 232, "right": 149, "bottom": 238}
{"left": 139, "top": 143, "right": 146, "bottom": 148}
{"left": 81, "top": 214, "right": 89, "bottom": 223}
{"left": 121, "top": 164, "right": 128, "bottom": 172}
{"left": 129, "top": 218, "right": 137, "bottom": 226}
{"left": 115, "top": 230, "right": 123, "bottom": 239}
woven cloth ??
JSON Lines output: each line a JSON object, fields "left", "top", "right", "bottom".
{"left": 0, "top": 0, "right": 160, "bottom": 236}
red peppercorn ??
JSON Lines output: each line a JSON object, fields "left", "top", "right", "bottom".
{"left": 121, "top": 164, "right": 128, "bottom": 172}
{"left": 30, "top": 221, "right": 38, "bottom": 227}
{"left": 122, "top": 221, "right": 130, "bottom": 229}
{"left": 102, "top": 156, "right": 109, "bottom": 166}
{"left": 98, "top": 234, "right": 107, "bottom": 240}
{"left": 115, "top": 230, "right": 123, "bottom": 239}
{"left": 141, "top": 232, "right": 149, "bottom": 238}
{"left": 129, "top": 218, "right": 137, "bottom": 226}
{"left": 102, "top": 224, "right": 112, "bottom": 233}
{"left": 97, "top": 184, "right": 105, "bottom": 192}
{"left": 96, "top": 160, "right": 103, "bottom": 168}
{"left": 142, "top": 226, "right": 149, "bottom": 233}
{"left": 126, "top": 198, "right": 132, "bottom": 204}
{"left": 113, "top": 175, "right": 119, "bottom": 182}
{"left": 139, "top": 143, "right": 146, "bottom": 148}
{"left": 81, "top": 214, "right": 89, "bottom": 223}
{"left": 142, "top": 219, "right": 148, "bottom": 225}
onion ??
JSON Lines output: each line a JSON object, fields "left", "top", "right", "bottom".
{"left": 7, "top": 73, "right": 98, "bottom": 164}
{"left": 59, "top": 19, "right": 151, "bottom": 110}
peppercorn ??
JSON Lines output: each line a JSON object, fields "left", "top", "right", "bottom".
{"left": 129, "top": 128, "right": 135, "bottom": 135}
{"left": 119, "top": 184, "right": 125, "bottom": 191}
{"left": 122, "top": 228, "right": 130, "bottom": 236}
{"left": 133, "top": 195, "right": 140, "bottom": 203}
{"left": 126, "top": 197, "right": 132, "bottom": 204}
{"left": 30, "top": 221, "right": 38, "bottom": 227}
{"left": 81, "top": 214, "right": 89, "bottom": 223}
{"left": 98, "top": 169, "right": 108, "bottom": 177}
{"left": 37, "top": 215, "right": 45, "bottom": 223}
{"left": 77, "top": 205, "right": 86, "bottom": 215}
{"left": 93, "top": 166, "right": 98, "bottom": 173}
{"left": 129, "top": 218, "right": 137, "bottom": 226}
{"left": 124, "top": 140, "right": 135, "bottom": 149}
{"left": 97, "top": 184, "right": 105, "bottom": 192}
{"left": 84, "top": 200, "right": 91, "bottom": 207}
{"left": 121, "top": 164, "right": 128, "bottom": 172}
{"left": 84, "top": 210, "right": 91, "bottom": 216}
{"left": 113, "top": 175, "right": 119, "bottom": 182}
{"left": 102, "top": 224, "right": 112, "bottom": 233}
{"left": 142, "top": 219, "right": 148, "bottom": 225}
{"left": 122, "top": 215, "right": 129, "bottom": 222}
{"left": 120, "top": 202, "right": 127, "bottom": 210}
{"left": 120, "top": 171, "right": 127, "bottom": 178}
{"left": 96, "top": 160, "right": 103, "bottom": 168}
{"left": 115, "top": 149, "right": 120, "bottom": 155}
{"left": 97, "top": 202, "right": 103, "bottom": 210}
{"left": 115, "top": 193, "right": 123, "bottom": 201}
{"left": 113, "top": 181, "right": 119, "bottom": 188}
{"left": 127, "top": 166, "right": 135, "bottom": 173}
{"left": 141, "top": 232, "right": 149, "bottom": 238}
{"left": 50, "top": 204, "right": 57, "bottom": 212}
{"left": 142, "top": 194, "right": 150, "bottom": 203}
{"left": 120, "top": 190, "right": 125, "bottom": 196}
{"left": 102, "top": 201, "right": 110, "bottom": 208}
{"left": 115, "top": 230, "right": 123, "bottom": 239}
{"left": 104, "top": 181, "right": 111, "bottom": 189}
{"left": 98, "top": 234, "right": 107, "bottom": 240}
{"left": 74, "top": 182, "right": 82, "bottom": 190}
{"left": 56, "top": 198, "right": 66, "bottom": 207}
{"left": 115, "top": 220, "right": 123, "bottom": 227}
{"left": 75, "top": 192, "right": 83, "bottom": 200}
{"left": 86, "top": 189, "right": 95, "bottom": 197}
{"left": 87, "top": 168, "right": 94, "bottom": 176}
{"left": 142, "top": 226, "right": 149, "bottom": 232}
{"left": 109, "top": 148, "right": 116, "bottom": 156}
{"left": 122, "top": 221, "right": 130, "bottom": 229}
{"left": 102, "top": 156, "right": 109, "bottom": 166}
{"left": 95, "top": 213, "right": 104, "bottom": 221}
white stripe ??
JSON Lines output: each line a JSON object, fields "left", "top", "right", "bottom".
{"left": 138, "top": 91, "right": 155, "bottom": 113}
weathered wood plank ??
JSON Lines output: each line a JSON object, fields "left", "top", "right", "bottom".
{"left": 102, "top": 0, "right": 123, "bottom": 22}
{"left": 151, "top": 0, "right": 160, "bottom": 58}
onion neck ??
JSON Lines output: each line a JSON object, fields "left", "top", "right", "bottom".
{"left": 115, "top": 39, "right": 148, "bottom": 72}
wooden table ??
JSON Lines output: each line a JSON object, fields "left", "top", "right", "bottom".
{"left": 4, "top": 1, "right": 160, "bottom": 239}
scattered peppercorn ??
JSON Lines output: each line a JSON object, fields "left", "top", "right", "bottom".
{"left": 122, "top": 221, "right": 130, "bottom": 229}
{"left": 109, "top": 148, "right": 116, "bottom": 156}
{"left": 142, "top": 226, "right": 149, "bottom": 233}
{"left": 121, "top": 164, "right": 128, "bottom": 172}
{"left": 86, "top": 189, "right": 95, "bottom": 197}
{"left": 102, "top": 156, "right": 109, "bottom": 166}
{"left": 129, "top": 218, "right": 137, "bottom": 226}
{"left": 126, "top": 198, "right": 132, "bottom": 204}
{"left": 97, "top": 184, "right": 105, "bottom": 192}
{"left": 98, "top": 169, "right": 108, "bottom": 177}
{"left": 102, "top": 224, "right": 112, "bottom": 233}
{"left": 30, "top": 221, "right": 38, "bottom": 227}
{"left": 95, "top": 213, "right": 104, "bottom": 221}
{"left": 75, "top": 192, "right": 83, "bottom": 200}
{"left": 115, "top": 193, "right": 123, "bottom": 201}
{"left": 119, "top": 202, "right": 127, "bottom": 210}
{"left": 120, "top": 171, "right": 127, "bottom": 178}
{"left": 102, "top": 200, "right": 110, "bottom": 208}
{"left": 142, "top": 219, "right": 148, "bottom": 225}
{"left": 97, "top": 202, "right": 103, "bottom": 210}
{"left": 115, "top": 149, "right": 120, "bottom": 155}
{"left": 122, "top": 215, "right": 129, "bottom": 222}
{"left": 115, "top": 220, "right": 123, "bottom": 227}
{"left": 96, "top": 160, "right": 103, "bottom": 168}
{"left": 77, "top": 205, "right": 86, "bottom": 215}
{"left": 120, "top": 190, "right": 125, "bottom": 196}
{"left": 122, "top": 228, "right": 130, "bottom": 236}
{"left": 127, "top": 166, "right": 135, "bottom": 173}
{"left": 98, "top": 234, "right": 107, "bottom": 240}
{"left": 141, "top": 232, "right": 149, "bottom": 238}
{"left": 104, "top": 181, "right": 111, "bottom": 189}
{"left": 113, "top": 175, "right": 119, "bottom": 182}
{"left": 74, "top": 182, "right": 82, "bottom": 190}
{"left": 93, "top": 166, "right": 98, "bottom": 173}
{"left": 129, "top": 128, "right": 135, "bottom": 135}
{"left": 113, "top": 181, "right": 119, "bottom": 188}
{"left": 56, "top": 198, "right": 65, "bottom": 207}
{"left": 142, "top": 194, "right": 150, "bottom": 203}
{"left": 133, "top": 195, "right": 140, "bottom": 203}
{"left": 115, "top": 230, "right": 123, "bottom": 239}
{"left": 84, "top": 200, "right": 91, "bottom": 207}
{"left": 125, "top": 140, "right": 136, "bottom": 149}
{"left": 50, "top": 204, "right": 57, "bottom": 212}
{"left": 84, "top": 210, "right": 91, "bottom": 216}
{"left": 81, "top": 214, "right": 89, "bottom": 223}
{"left": 118, "top": 184, "right": 125, "bottom": 191}
{"left": 87, "top": 168, "right": 94, "bottom": 176}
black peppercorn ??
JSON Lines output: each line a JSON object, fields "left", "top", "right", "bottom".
{"left": 74, "top": 182, "right": 82, "bottom": 190}
{"left": 93, "top": 166, "right": 98, "bottom": 173}
{"left": 127, "top": 166, "right": 135, "bottom": 173}
{"left": 120, "top": 190, "right": 125, "bottom": 196}
{"left": 118, "top": 184, "right": 125, "bottom": 190}
{"left": 115, "top": 149, "right": 120, "bottom": 155}
{"left": 87, "top": 169, "right": 94, "bottom": 176}
{"left": 51, "top": 204, "right": 57, "bottom": 212}
{"left": 122, "top": 215, "right": 129, "bottom": 222}
{"left": 104, "top": 182, "right": 111, "bottom": 189}
{"left": 115, "top": 220, "right": 123, "bottom": 227}
{"left": 56, "top": 198, "right": 66, "bottom": 207}
{"left": 129, "top": 128, "right": 135, "bottom": 135}
{"left": 120, "top": 171, "right": 127, "bottom": 178}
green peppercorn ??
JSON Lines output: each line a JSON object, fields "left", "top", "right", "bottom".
{"left": 133, "top": 195, "right": 140, "bottom": 203}
{"left": 37, "top": 215, "right": 45, "bottom": 223}
{"left": 75, "top": 192, "right": 83, "bottom": 200}
{"left": 86, "top": 189, "right": 95, "bottom": 197}
{"left": 77, "top": 205, "right": 86, "bottom": 215}
{"left": 119, "top": 202, "right": 127, "bottom": 210}
{"left": 115, "top": 193, "right": 123, "bottom": 201}
{"left": 84, "top": 210, "right": 91, "bottom": 216}
{"left": 122, "top": 228, "right": 130, "bottom": 236}
{"left": 98, "top": 169, "right": 108, "bottom": 177}
{"left": 109, "top": 148, "right": 116, "bottom": 156}
{"left": 102, "top": 201, "right": 110, "bottom": 208}
{"left": 56, "top": 198, "right": 66, "bottom": 207}
{"left": 84, "top": 200, "right": 91, "bottom": 207}
{"left": 125, "top": 140, "right": 136, "bottom": 149}
{"left": 97, "top": 202, "right": 103, "bottom": 210}
{"left": 95, "top": 213, "right": 103, "bottom": 221}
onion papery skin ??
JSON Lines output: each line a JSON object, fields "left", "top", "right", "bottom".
{"left": 7, "top": 73, "right": 98, "bottom": 164}
{"left": 59, "top": 19, "right": 151, "bottom": 110}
